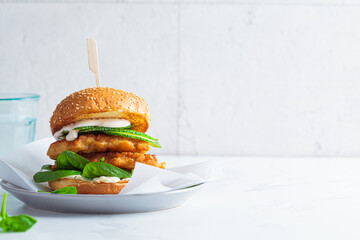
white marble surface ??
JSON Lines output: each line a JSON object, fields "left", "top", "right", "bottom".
{"left": 2, "top": 156, "right": 360, "bottom": 239}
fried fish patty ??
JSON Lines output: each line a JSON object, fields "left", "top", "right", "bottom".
{"left": 47, "top": 134, "right": 150, "bottom": 160}
{"left": 80, "top": 152, "right": 166, "bottom": 170}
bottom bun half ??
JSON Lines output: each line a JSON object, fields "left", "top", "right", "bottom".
{"left": 49, "top": 179, "right": 129, "bottom": 194}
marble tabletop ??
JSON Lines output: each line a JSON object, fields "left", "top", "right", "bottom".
{"left": 1, "top": 156, "right": 360, "bottom": 240}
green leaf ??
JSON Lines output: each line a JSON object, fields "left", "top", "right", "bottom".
{"left": 73, "top": 126, "right": 161, "bottom": 148}
{"left": 82, "top": 162, "right": 132, "bottom": 180}
{"left": 40, "top": 164, "right": 53, "bottom": 171}
{"left": 104, "top": 131, "right": 161, "bottom": 148}
{"left": 0, "top": 215, "right": 37, "bottom": 232}
{"left": 49, "top": 186, "right": 78, "bottom": 194}
{"left": 56, "top": 151, "right": 90, "bottom": 170}
{"left": 33, "top": 170, "right": 81, "bottom": 183}
{"left": 56, "top": 130, "right": 69, "bottom": 140}
{"left": 73, "top": 125, "right": 133, "bottom": 131}
{"left": 1, "top": 192, "right": 8, "bottom": 220}
{"left": 78, "top": 127, "right": 157, "bottom": 140}
{"left": 0, "top": 193, "right": 36, "bottom": 232}
{"left": 115, "top": 129, "right": 158, "bottom": 140}
{"left": 99, "top": 157, "right": 105, "bottom": 163}
{"left": 38, "top": 186, "right": 77, "bottom": 195}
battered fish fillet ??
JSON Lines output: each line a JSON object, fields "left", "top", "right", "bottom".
{"left": 80, "top": 152, "right": 166, "bottom": 170}
{"left": 47, "top": 134, "right": 150, "bottom": 160}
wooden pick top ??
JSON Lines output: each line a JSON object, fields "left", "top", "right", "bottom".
{"left": 86, "top": 38, "right": 101, "bottom": 87}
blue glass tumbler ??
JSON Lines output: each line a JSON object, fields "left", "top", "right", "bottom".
{"left": 0, "top": 93, "right": 39, "bottom": 156}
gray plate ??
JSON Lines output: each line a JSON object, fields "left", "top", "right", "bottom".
{"left": 1, "top": 180, "right": 204, "bottom": 214}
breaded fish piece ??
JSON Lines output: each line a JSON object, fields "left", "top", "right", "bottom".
{"left": 80, "top": 152, "right": 166, "bottom": 170}
{"left": 47, "top": 134, "right": 150, "bottom": 160}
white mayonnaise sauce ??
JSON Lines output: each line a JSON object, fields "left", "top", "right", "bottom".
{"left": 92, "top": 176, "right": 122, "bottom": 183}
{"left": 54, "top": 118, "right": 131, "bottom": 141}
{"left": 62, "top": 175, "right": 86, "bottom": 181}
{"left": 62, "top": 175, "right": 129, "bottom": 183}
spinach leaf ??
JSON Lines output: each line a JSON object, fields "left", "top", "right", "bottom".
{"left": 56, "top": 151, "right": 90, "bottom": 170}
{"left": 33, "top": 170, "right": 81, "bottom": 183}
{"left": 82, "top": 162, "right": 131, "bottom": 180}
{"left": 38, "top": 186, "right": 77, "bottom": 195}
{"left": 1, "top": 215, "right": 37, "bottom": 232}
{"left": 0, "top": 193, "right": 36, "bottom": 232}
{"left": 40, "top": 164, "right": 53, "bottom": 171}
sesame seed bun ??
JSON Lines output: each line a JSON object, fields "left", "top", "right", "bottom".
{"left": 48, "top": 178, "right": 129, "bottom": 194}
{"left": 50, "top": 87, "right": 151, "bottom": 134}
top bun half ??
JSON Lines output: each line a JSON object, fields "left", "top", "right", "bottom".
{"left": 50, "top": 87, "right": 151, "bottom": 134}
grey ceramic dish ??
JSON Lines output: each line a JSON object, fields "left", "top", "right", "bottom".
{"left": 1, "top": 180, "right": 204, "bottom": 214}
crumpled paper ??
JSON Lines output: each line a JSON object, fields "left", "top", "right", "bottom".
{"left": 0, "top": 138, "right": 213, "bottom": 194}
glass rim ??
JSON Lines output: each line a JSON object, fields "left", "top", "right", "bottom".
{"left": 0, "top": 93, "right": 40, "bottom": 101}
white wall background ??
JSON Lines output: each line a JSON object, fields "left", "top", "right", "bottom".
{"left": 2, "top": 1, "right": 360, "bottom": 156}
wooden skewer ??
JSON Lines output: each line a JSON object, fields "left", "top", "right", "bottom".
{"left": 86, "top": 38, "right": 101, "bottom": 87}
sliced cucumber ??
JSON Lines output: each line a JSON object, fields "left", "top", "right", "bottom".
{"left": 109, "top": 129, "right": 158, "bottom": 141}
{"left": 74, "top": 125, "right": 133, "bottom": 131}
{"left": 104, "top": 131, "right": 161, "bottom": 148}
{"left": 72, "top": 125, "right": 161, "bottom": 148}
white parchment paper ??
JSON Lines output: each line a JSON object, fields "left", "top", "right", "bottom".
{"left": 0, "top": 138, "right": 212, "bottom": 194}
